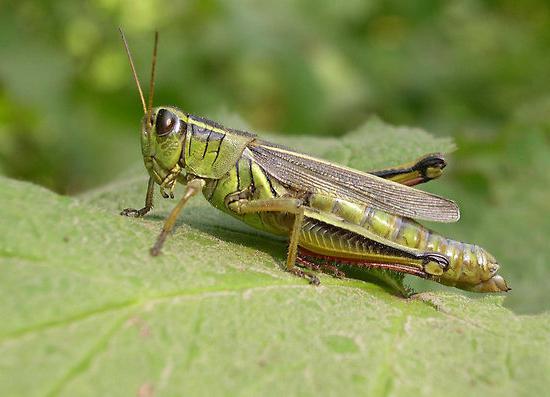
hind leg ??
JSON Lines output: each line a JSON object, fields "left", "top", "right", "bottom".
{"left": 368, "top": 153, "right": 446, "bottom": 186}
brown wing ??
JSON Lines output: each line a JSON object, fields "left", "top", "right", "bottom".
{"left": 249, "top": 142, "right": 460, "bottom": 223}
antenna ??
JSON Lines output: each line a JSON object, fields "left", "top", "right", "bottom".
{"left": 146, "top": 31, "right": 159, "bottom": 123}
{"left": 119, "top": 27, "right": 147, "bottom": 114}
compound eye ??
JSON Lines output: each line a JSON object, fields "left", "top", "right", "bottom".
{"left": 155, "top": 109, "right": 177, "bottom": 136}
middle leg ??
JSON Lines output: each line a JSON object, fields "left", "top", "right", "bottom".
{"left": 227, "top": 196, "right": 320, "bottom": 285}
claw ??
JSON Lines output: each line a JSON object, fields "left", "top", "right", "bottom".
{"left": 289, "top": 267, "right": 320, "bottom": 285}
{"left": 121, "top": 208, "right": 139, "bottom": 217}
{"left": 120, "top": 206, "right": 151, "bottom": 218}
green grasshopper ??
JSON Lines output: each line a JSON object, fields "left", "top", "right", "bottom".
{"left": 119, "top": 31, "right": 509, "bottom": 293}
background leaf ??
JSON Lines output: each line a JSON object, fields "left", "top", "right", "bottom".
{"left": 1, "top": 121, "right": 549, "bottom": 396}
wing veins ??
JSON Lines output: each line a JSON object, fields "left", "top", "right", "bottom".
{"left": 249, "top": 144, "right": 460, "bottom": 223}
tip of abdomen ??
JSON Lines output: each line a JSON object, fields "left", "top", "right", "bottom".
{"left": 466, "top": 274, "right": 511, "bottom": 293}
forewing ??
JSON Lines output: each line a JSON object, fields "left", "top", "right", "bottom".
{"left": 249, "top": 142, "right": 460, "bottom": 223}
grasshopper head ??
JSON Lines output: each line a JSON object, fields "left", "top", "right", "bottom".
{"left": 119, "top": 31, "right": 187, "bottom": 184}
{"left": 141, "top": 106, "right": 188, "bottom": 183}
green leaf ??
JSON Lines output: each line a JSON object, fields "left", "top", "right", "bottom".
{"left": 1, "top": 119, "right": 549, "bottom": 396}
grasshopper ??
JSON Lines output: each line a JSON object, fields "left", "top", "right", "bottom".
{"left": 119, "top": 31, "right": 509, "bottom": 293}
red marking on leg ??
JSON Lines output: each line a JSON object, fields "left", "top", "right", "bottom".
{"left": 403, "top": 177, "right": 424, "bottom": 186}
{"left": 296, "top": 256, "right": 320, "bottom": 271}
{"left": 296, "top": 254, "right": 345, "bottom": 278}
{"left": 298, "top": 247, "right": 429, "bottom": 279}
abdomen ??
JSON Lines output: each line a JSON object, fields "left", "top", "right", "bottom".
{"left": 305, "top": 193, "right": 501, "bottom": 290}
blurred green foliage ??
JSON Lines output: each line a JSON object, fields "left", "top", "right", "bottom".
{"left": 0, "top": 0, "right": 549, "bottom": 313}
